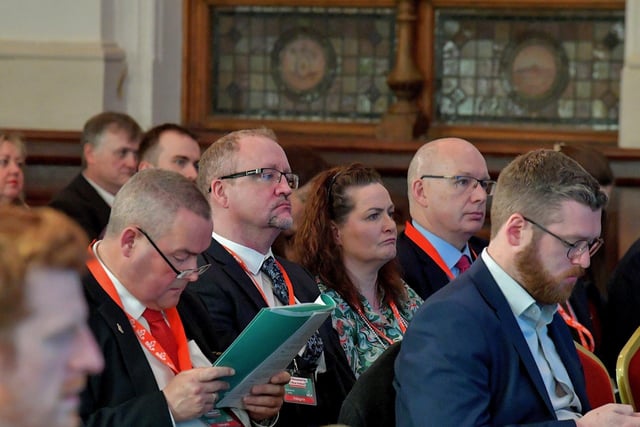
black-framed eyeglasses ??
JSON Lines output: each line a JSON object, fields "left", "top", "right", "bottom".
{"left": 522, "top": 217, "right": 604, "bottom": 260}
{"left": 219, "top": 168, "right": 299, "bottom": 190}
{"left": 420, "top": 175, "right": 497, "bottom": 196}
{"left": 136, "top": 227, "right": 211, "bottom": 279}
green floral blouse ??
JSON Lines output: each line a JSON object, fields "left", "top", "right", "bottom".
{"left": 319, "top": 282, "right": 423, "bottom": 378}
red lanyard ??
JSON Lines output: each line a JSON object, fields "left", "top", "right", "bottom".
{"left": 557, "top": 303, "right": 595, "bottom": 352}
{"left": 87, "top": 246, "right": 192, "bottom": 373}
{"left": 223, "top": 247, "right": 296, "bottom": 306}
{"left": 354, "top": 300, "right": 407, "bottom": 346}
{"left": 404, "top": 221, "right": 476, "bottom": 280}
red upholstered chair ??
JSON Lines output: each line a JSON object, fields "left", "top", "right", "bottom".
{"left": 575, "top": 342, "right": 615, "bottom": 408}
{"left": 616, "top": 326, "right": 640, "bottom": 410}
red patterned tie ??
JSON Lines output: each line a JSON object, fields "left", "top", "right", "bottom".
{"left": 456, "top": 254, "right": 472, "bottom": 274}
{"left": 142, "top": 308, "right": 179, "bottom": 365}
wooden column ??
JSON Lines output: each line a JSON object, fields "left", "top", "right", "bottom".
{"left": 376, "top": 0, "right": 426, "bottom": 141}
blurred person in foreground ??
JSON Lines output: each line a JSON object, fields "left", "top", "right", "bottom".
{"left": 291, "top": 163, "right": 422, "bottom": 378}
{"left": 138, "top": 123, "right": 201, "bottom": 181}
{"left": 79, "top": 169, "right": 288, "bottom": 427}
{"left": 0, "top": 205, "right": 104, "bottom": 427}
{"left": 0, "top": 132, "right": 27, "bottom": 206}
{"left": 395, "top": 149, "right": 640, "bottom": 426}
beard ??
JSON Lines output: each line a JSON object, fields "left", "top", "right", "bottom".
{"left": 268, "top": 214, "right": 293, "bottom": 230}
{"left": 515, "top": 239, "right": 585, "bottom": 305}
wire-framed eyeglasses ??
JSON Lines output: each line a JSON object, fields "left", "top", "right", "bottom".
{"left": 136, "top": 227, "right": 211, "bottom": 279}
{"left": 522, "top": 217, "right": 604, "bottom": 260}
{"left": 219, "top": 168, "right": 299, "bottom": 189}
{"left": 420, "top": 175, "right": 497, "bottom": 196}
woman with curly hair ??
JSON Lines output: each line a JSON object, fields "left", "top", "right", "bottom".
{"left": 0, "top": 132, "right": 27, "bottom": 207}
{"left": 291, "top": 163, "right": 422, "bottom": 378}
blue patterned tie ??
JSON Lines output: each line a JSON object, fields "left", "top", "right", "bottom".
{"left": 261, "top": 256, "right": 324, "bottom": 368}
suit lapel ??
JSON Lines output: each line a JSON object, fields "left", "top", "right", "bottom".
{"left": 470, "top": 260, "right": 555, "bottom": 414}
{"left": 84, "top": 275, "right": 163, "bottom": 395}
{"left": 204, "top": 239, "right": 270, "bottom": 309}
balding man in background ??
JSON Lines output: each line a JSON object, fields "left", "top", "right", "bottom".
{"left": 397, "top": 137, "right": 494, "bottom": 300}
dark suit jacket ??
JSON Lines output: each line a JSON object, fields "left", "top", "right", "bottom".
{"left": 394, "top": 258, "right": 590, "bottom": 427}
{"left": 49, "top": 174, "right": 111, "bottom": 240}
{"left": 396, "top": 228, "right": 487, "bottom": 300}
{"left": 191, "top": 238, "right": 356, "bottom": 427}
{"left": 80, "top": 274, "right": 223, "bottom": 427}
{"left": 338, "top": 341, "right": 401, "bottom": 427}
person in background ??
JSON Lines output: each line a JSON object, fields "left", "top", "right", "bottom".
{"left": 192, "top": 128, "right": 355, "bottom": 427}
{"left": 555, "top": 143, "right": 614, "bottom": 354}
{"left": 138, "top": 123, "right": 201, "bottom": 181}
{"left": 50, "top": 111, "right": 142, "bottom": 240}
{"left": 0, "top": 132, "right": 27, "bottom": 206}
{"left": 394, "top": 149, "right": 639, "bottom": 426}
{"left": 291, "top": 164, "right": 422, "bottom": 378}
{"left": 0, "top": 205, "right": 104, "bottom": 427}
{"left": 397, "top": 137, "right": 494, "bottom": 300}
{"left": 272, "top": 145, "right": 329, "bottom": 259}
{"left": 80, "top": 169, "right": 288, "bottom": 427}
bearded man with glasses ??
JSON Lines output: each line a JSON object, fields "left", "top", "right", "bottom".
{"left": 394, "top": 149, "right": 640, "bottom": 427}
{"left": 398, "top": 137, "right": 495, "bottom": 300}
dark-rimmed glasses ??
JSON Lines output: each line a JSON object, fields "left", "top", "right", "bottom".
{"left": 136, "top": 227, "right": 211, "bottom": 279}
{"left": 219, "top": 168, "right": 299, "bottom": 189}
{"left": 522, "top": 217, "right": 603, "bottom": 260}
{"left": 420, "top": 175, "right": 497, "bottom": 196}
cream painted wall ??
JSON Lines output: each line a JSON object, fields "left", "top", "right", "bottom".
{"left": 0, "top": 0, "right": 181, "bottom": 130}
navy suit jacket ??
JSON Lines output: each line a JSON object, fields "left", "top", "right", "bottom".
{"left": 49, "top": 174, "right": 111, "bottom": 241}
{"left": 80, "top": 274, "right": 223, "bottom": 427}
{"left": 190, "top": 238, "right": 356, "bottom": 427}
{"left": 394, "top": 258, "right": 590, "bottom": 427}
{"left": 396, "top": 227, "right": 487, "bottom": 300}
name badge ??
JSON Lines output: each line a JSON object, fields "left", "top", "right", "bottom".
{"left": 283, "top": 373, "right": 317, "bottom": 406}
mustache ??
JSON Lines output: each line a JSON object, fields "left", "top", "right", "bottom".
{"left": 564, "top": 266, "right": 586, "bottom": 279}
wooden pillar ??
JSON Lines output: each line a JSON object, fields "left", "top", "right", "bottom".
{"left": 376, "top": 0, "right": 426, "bottom": 141}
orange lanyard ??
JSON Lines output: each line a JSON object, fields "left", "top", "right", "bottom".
{"left": 404, "top": 221, "right": 476, "bottom": 280}
{"left": 87, "top": 246, "right": 192, "bottom": 373}
{"left": 223, "top": 247, "right": 296, "bottom": 306}
{"left": 557, "top": 303, "right": 595, "bottom": 352}
{"left": 354, "top": 300, "right": 407, "bottom": 346}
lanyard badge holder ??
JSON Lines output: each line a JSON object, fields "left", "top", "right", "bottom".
{"left": 284, "top": 357, "right": 318, "bottom": 406}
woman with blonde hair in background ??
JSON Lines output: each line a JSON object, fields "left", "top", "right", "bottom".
{"left": 291, "top": 163, "right": 422, "bottom": 378}
{"left": 0, "top": 132, "right": 27, "bottom": 206}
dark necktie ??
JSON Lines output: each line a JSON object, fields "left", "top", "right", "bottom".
{"left": 456, "top": 254, "right": 472, "bottom": 274}
{"left": 261, "top": 256, "right": 324, "bottom": 368}
{"left": 142, "top": 308, "right": 179, "bottom": 365}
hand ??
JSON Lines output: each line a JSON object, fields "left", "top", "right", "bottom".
{"left": 577, "top": 403, "right": 640, "bottom": 427}
{"left": 244, "top": 370, "right": 290, "bottom": 422}
{"left": 163, "top": 366, "right": 234, "bottom": 422}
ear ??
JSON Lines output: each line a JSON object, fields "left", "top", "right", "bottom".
{"left": 331, "top": 221, "right": 342, "bottom": 245}
{"left": 137, "top": 160, "right": 153, "bottom": 171}
{"left": 210, "top": 179, "right": 229, "bottom": 208}
{"left": 120, "top": 228, "right": 138, "bottom": 258}
{"left": 83, "top": 143, "right": 95, "bottom": 166}
{"left": 411, "top": 178, "right": 429, "bottom": 208}
{"left": 504, "top": 213, "right": 530, "bottom": 249}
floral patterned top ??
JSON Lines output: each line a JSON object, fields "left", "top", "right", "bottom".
{"left": 319, "top": 282, "right": 423, "bottom": 378}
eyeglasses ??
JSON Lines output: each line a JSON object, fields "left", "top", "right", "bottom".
{"left": 136, "top": 227, "right": 211, "bottom": 279}
{"left": 522, "top": 217, "right": 604, "bottom": 260}
{"left": 420, "top": 175, "right": 497, "bottom": 196}
{"left": 219, "top": 168, "right": 299, "bottom": 189}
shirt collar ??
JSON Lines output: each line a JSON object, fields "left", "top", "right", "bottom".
{"left": 480, "top": 249, "right": 557, "bottom": 325}
{"left": 83, "top": 173, "right": 116, "bottom": 207}
{"left": 212, "top": 231, "right": 274, "bottom": 275}
{"left": 92, "top": 241, "right": 147, "bottom": 319}
{"left": 412, "top": 220, "right": 472, "bottom": 267}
